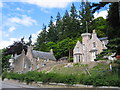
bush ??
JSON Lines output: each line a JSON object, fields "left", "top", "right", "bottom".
{"left": 63, "top": 74, "right": 77, "bottom": 85}
{"left": 114, "top": 59, "right": 120, "bottom": 64}
{"left": 2, "top": 71, "right": 8, "bottom": 80}
{"left": 2, "top": 70, "right": 120, "bottom": 87}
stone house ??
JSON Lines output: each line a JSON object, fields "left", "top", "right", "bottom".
{"left": 73, "top": 30, "right": 108, "bottom": 64}
{"left": 9, "top": 46, "right": 56, "bottom": 73}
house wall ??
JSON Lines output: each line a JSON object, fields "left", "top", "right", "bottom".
{"left": 13, "top": 54, "right": 31, "bottom": 73}
{"left": 73, "top": 30, "right": 108, "bottom": 64}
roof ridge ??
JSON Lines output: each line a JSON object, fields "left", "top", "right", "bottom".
{"left": 33, "top": 50, "right": 51, "bottom": 54}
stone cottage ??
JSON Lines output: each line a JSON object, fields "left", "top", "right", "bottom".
{"left": 9, "top": 46, "right": 56, "bottom": 73}
{"left": 73, "top": 30, "right": 108, "bottom": 64}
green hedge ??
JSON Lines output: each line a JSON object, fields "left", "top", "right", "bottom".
{"left": 2, "top": 71, "right": 120, "bottom": 86}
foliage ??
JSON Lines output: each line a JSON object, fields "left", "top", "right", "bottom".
{"left": 2, "top": 65, "right": 120, "bottom": 86}
{"left": 34, "top": 1, "right": 109, "bottom": 60}
{"left": 92, "top": 2, "right": 120, "bottom": 56}
{"left": 114, "top": 59, "right": 120, "bottom": 64}
{"left": 96, "top": 50, "right": 112, "bottom": 61}
{"left": 1, "top": 49, "right": 11, "bottom": 72}
{"left": 91, "top": 17, "right": 108, "bottom": 37}
{"left": 107, "top": 37, "right": 120, "bottom": 55}
{"left": 79, "top": 0, "right": 93, "bottom": 33}
{"left": 3, "top": 37, "right": 31, "bottom": 56}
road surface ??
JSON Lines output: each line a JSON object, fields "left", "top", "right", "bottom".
{"left": 1, "top": 79, "right": 119, "bottom": 90}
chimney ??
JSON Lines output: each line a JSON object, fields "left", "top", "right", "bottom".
{"left": 26, "top": 45, "right": 33, "bottom": 60}
{"left": 22, "top": 49, "right": 25, "bottom": 55}
{"left": 91, "top": 30, "right": 97, "bottom": 39}
{"left": 50, "top": 49, "right": 53, "bottom": 54}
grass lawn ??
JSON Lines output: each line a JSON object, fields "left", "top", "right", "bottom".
{"left": 50, "top": 63, "right": 88, "bottom": 75}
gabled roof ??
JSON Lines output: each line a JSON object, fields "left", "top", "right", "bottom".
{"left": 32, "top": 50, "right": 56, "bottom": 60}
{"left": 13, "top": 54, "right": 21, "bottom": 60}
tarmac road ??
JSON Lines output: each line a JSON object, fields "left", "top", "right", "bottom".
{"left": 1, "top": 79, "right": 119, "bottom": 90}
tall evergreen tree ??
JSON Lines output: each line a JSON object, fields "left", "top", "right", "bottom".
{"left": 47, "top": 16, "right": 58, "bottom": 42}
{"left": 56, "top": 12, "right": 61, "bottom": 25}
{"left": 63, "top": 10, "right": 69, "bottom": 19}
{"left": 79, "top": 0, "right": 93, "bottom": 33}
{"left": 70, "top": 3, "right": 78, "bottom": 19}
{"left": 34, "top": 24, "right": 48, "bottom": 51}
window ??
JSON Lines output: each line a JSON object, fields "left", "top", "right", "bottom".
{"left": 77, "top": 47, "right": 79, "bottom": 52}
{"left": 102, "top": 44, "right": 104, "bottom": 48}
{"left": 93, "top": 42, "right": 96, "bottom": 48}
{"left": 83, "top": 44, "right": 85, "bottom": 50}
{"left": 24, "top": 63, "right": 27, "bottom": 68}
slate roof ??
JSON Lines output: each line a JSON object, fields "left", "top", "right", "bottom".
{"left": 99, "top": 37, "right": 108, "bottom": 40}
{"left": 32, "top": 50, "right": 56, "bottom": 60}
{"left": 13, "top": 54, "right": 21, "bottom": 60}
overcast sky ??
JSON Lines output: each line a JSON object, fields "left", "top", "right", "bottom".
{"left": 0, "top": 0, "right": 109, "bottom": 49}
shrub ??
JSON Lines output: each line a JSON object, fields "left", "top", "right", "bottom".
{"left": 2, "top": 70, "right": 120, "bottom": 87}
{"left": 2, "top": 71, "right": 8, "bottom": 80}
{"left": 63, "top": 74, "right": 77, "bottom": 85}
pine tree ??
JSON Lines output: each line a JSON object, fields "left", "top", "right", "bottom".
{"left": 47, "top": 16, "right": 58, "bottom": 42}
{"left": 79, "top": 0, "right": 93, "bottom": 33}
{"left": 63, "top": 10, "right": 69, "bottom": 19}
{"left": 34, "top": 24, "right": 48, "bottom": 51}
{"left": 56, "top": 12, "right": 61, "bottom": 25}
{"left": 48, "top": 16, "right": 53, "bottom": 27}
{"left": 70, "top": 3, "right": 78, "bottom": 19}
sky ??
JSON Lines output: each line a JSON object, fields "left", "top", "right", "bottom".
{"left": 0, "top": 0, "right": 109, "bottom": 49}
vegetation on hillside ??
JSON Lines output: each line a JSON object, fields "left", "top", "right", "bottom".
{"left": 2, "top": 63, "right": 120, "bottom": 86}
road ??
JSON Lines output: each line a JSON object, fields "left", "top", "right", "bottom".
{"left": 2, "top": 81, "right": 39, "bottom": 88}
{"left": 1, "top": 80, "right": 119, "bottom": 90}
{"left": 1, "top": 80, "right": 41, "bottom": 90}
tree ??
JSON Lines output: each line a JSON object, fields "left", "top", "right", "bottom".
{"left": 63, "top": 10, "right": 69, "bottom": 19}
{"left": 91, "top": 17, "right": 108, "bottom": 37}
{"left": 1, "top": 49, "right": 11, "bottom": 72}
{"left": 79, "top": 0, "right": 93, "bottom": 33}
{"left": 47, "top": 16, "right": 58, "bottom": 42}
{"left": 91, "top": 2, "right": 109, "bottom": 13}
{"left": 91, "top": 2, "right": 120, "bottom": 55}
{"left": 56, "top": 12, "right": 61, "bottom": 25}
{"left": 70, "top": 3, "right": 78, "bottom": 19}
{"left": 34, "top": 24, "right": 48, "bottom": 51}
{"left": 107, "top": 38, "right": 120, "bottom": 55}
{"left": 3, "top": 39, "right": 28, "bottom": 56}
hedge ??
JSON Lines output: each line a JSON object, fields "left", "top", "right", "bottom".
{"left": 2, "top": 71, "right": 120, "bottom": 86}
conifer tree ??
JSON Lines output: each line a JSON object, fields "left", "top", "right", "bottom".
{"left": 70, "top": 3, "right": 78, "bottom": 19}
{"left": 47, "top": 16, "right": 58, "bottom": 42}
{"left": 56, "top": 12, "right": 61, "bottom": 25}
{"left": 63, "top": 10, "right": 69, "bottom": 19}
{"left": 79, "top": 0, "right": 93, "bottom": 33}
{"left": 34, "top": 24, "right": 48, "bottom": 51}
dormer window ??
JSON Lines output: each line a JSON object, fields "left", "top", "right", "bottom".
{"left": 93, "top": 42, "right": 96, "bottom": 48}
